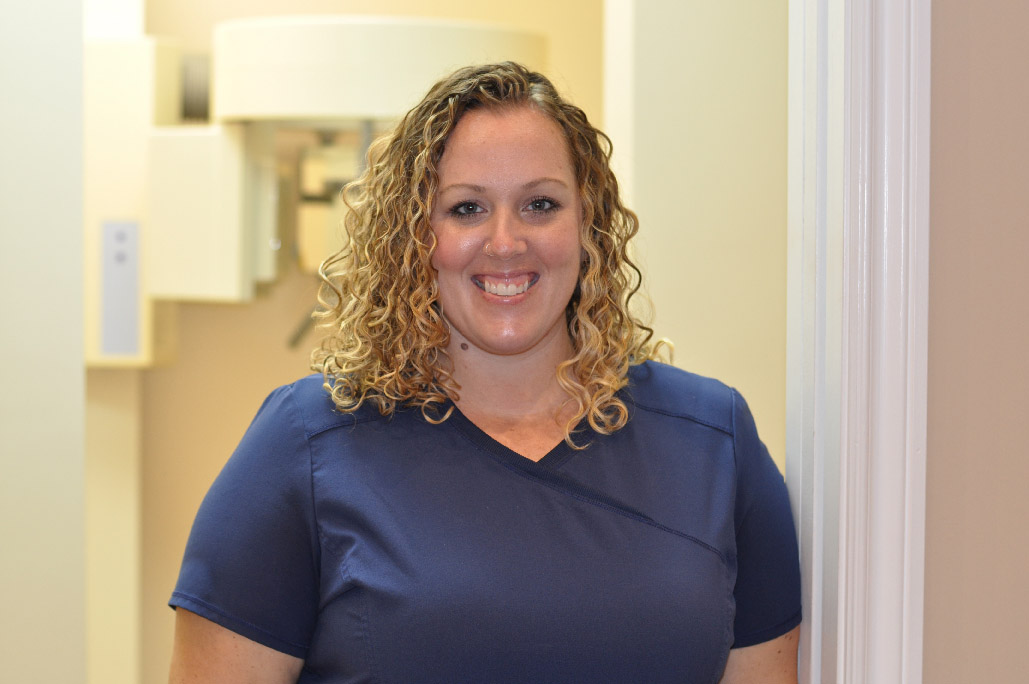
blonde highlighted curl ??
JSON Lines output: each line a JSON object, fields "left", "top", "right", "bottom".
{"left": 311, "top": 62, "right": 655, "bottom": 446}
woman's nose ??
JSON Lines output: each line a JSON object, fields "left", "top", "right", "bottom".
{"left": 485, "top": 209, "right": 527, "bottom": 258}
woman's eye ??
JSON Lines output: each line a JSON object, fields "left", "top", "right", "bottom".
{"left": 527, "top": 197, "right": 559, "bottom": 213}
{"left": 449, "top": 201, "right": 482, "bottom": 217}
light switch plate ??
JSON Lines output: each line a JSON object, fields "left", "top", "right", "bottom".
{"left": 101, "top": 221, "right": 140, "bottom": 356}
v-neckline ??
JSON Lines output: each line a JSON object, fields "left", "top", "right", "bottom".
{"left": 440, "top": 400, "right": 667, "bottom": 530}
{"left": 443, "top": 402, "right": 580, "bottom": 470}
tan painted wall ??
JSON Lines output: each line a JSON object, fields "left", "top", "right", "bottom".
{"left": 924, "top": 1, "right": 1029, "bottom": 681}
{"left": 0, "top": 0, "right": 86, "bottom": 680}
{"left": 86, "top": 370, "right": 142, "bottom": 684}
{"left": 607, "top": 1, "right": 788, "bottom": 467}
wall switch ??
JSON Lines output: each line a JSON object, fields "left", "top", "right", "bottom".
{"left": 101, "top": 221, "right": 140, "bottom": 356}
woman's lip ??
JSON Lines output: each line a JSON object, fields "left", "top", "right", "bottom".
{"left": 472, "top": 273, "right": 540, "bottom": 296}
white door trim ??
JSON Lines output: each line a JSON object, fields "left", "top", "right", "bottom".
{"left": 786, "top": 1, "right": 931, "bottom": 682}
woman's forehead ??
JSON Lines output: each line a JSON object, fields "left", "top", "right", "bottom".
{"left": 436, "top": 108, "right": 574, "bottom": 185}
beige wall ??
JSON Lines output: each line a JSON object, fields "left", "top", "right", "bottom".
{"left": 0, "top": 0, "right": 86, "bottom": 680}
{"left": 86, "top": 369, "right": 142, "bottom": 684}
{"left": 607, "top": 1, "right": 788, "bottom": 467}
{"left": 924, "top": 1, "right": 1029, "bottom": 681}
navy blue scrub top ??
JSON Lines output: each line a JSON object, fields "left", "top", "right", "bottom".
{"left": 171, "top": 361, "right": 801, "bottom": 683}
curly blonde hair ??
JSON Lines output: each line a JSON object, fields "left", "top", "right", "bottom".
{"left": 311, "top": 62, "right": 654, "bottom": 445}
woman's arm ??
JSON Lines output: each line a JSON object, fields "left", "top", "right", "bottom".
{"left": 719, "top": 626, "right": 799, "bottom": 684}
{"left": 168, "top": 609, "right": 304, "bottom": 684}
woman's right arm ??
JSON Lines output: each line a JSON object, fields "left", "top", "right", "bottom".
{"left": 169, "top": 609, "right": 304, "bottom": 684}
{"left": 169, "top": 384, "right": 322, "bottom": 683}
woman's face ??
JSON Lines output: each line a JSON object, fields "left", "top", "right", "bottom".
{"left": 430, "top": 106, "right": 583, "bottom": 360}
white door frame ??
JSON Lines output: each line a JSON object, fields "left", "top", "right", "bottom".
{"left": 786, "top": 0, "right": 931, "bottom": 683}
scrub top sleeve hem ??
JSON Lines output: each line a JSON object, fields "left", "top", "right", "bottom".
{"left": 730, "top": 608, "right": 803, "bottom": 649}
{"left": 170, "top": 591, "right": 310, "bottom": 659}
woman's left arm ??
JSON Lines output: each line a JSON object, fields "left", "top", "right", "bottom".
{"left": 719, "top": 626, "right": 800, "bottom": 684}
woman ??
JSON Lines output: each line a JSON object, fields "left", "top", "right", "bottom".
{"left": 169, "top": 62, "right": 801, "bottom": 683}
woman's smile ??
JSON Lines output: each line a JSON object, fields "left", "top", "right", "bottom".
{"left": 473, "top": 273, "right": 539, "bottom": 297}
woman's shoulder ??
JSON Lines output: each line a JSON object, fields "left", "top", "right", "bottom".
{"left": 625, "top": 360, "right": 737, "bottom": 434}
{"left": 256, "top": 374, "right": 386, "bottom": 440}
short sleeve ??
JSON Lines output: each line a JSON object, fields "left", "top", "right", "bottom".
{"left": 169, "top": 384, "right": 320, "bottom": 659}
{"left": 730, "top": 389, "right": 802, "bottom": 648}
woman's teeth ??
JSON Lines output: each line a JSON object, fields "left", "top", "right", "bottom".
{"left": 477, "top": 277, "right": 534, "bottom": 296}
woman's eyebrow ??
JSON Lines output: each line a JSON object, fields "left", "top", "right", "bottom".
{"left": 437, "top": 177, "right": 569, "bottom": 195}
{"left": 437, "top": 182, "right": 485, "bottom": 194}
{"left": 523, "top": 177, "right": 570, "bottom": 190}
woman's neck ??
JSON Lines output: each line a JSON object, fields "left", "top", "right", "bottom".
{"left": 449, "top": 349, "right": 577, "bottom": 462}
{"left": 445, "top": 331, "right": 576, "bottom": 428}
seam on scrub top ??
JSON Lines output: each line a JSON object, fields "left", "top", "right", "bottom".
{"left": 305, "top": 411, "right": 384, "bottom": 440}
{"left": 341, "top": 561, "right": 382, "bottom": 684}
{"left": 448, "top": 422, "right": 729, "bottom": 567}
{"left": 286, "top": 384, "right": 327, "bottom": 597}
{"left": 315, "top": 530, "right": 381, "bottom": 680}
{"left": 525, "top": 470, "right": 729, "bottom": 565}
{"left": 628, "top": 400, "right": 733, "bottom": 436}
{"left": 359, "top": 601, "right": 383, "bottom": 684}
{"left": 717, "top": 560, "right": 735, "bottom": 684}
{"left": 729, "top": 389, "right": 742, "bottom": 524}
